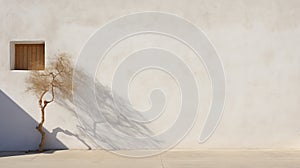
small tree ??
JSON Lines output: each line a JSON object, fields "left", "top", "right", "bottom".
{"left": 26, "top": 53, "right": 73, "bottom": 152}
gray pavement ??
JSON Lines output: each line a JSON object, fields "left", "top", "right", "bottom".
{"left": 1, "top": 150, "right": 300, "bottom": 168}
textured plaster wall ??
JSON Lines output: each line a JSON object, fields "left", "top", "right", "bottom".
{"left": 0, "top": 0, "right": 300, "bottom": 150}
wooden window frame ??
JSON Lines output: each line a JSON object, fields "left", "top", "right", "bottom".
{"left": 10, "top": 41, "right": 45, "bottom": 70}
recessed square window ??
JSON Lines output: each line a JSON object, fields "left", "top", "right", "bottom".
{"left": 10, "top": 41, "right": 45, "bottom": 70}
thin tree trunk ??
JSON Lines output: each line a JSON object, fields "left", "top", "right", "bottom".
{"left": 36, "top": 87, "right": 54, "bottom": 152}
{"left": 36, "top": 107, "right": 46, "bottom": 152}
{"left": 37, "top": 91, "right": 47, "bottom": 152}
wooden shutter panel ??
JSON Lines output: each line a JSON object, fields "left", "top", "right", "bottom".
{"left": 14, "top": 43, "right": 44, "bottom": 70}
{"left": 15, "top": 44, "right": 28, "bottom": 70}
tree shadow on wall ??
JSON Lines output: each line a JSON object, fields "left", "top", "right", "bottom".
{"left": 51, "top": 127, "right": 92, "bottom": 150}
{"left": 56, "top": 71, "right": 161, "bottom": 150}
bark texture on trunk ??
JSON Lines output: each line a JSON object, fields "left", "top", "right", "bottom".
{"left": 36, "top": 86, "right": 54, "bottom": 152}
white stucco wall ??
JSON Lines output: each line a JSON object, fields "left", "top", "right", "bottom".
{"left": 0, "top": 0, "right": 300, "bottom": 150}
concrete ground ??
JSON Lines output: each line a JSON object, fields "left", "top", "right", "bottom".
{"left": 1, "top": 150, "right": 300, "bottom": 168}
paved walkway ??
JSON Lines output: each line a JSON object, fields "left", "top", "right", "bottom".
{"left": 1, "top": 150, "right": 300, "bottom": 168}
